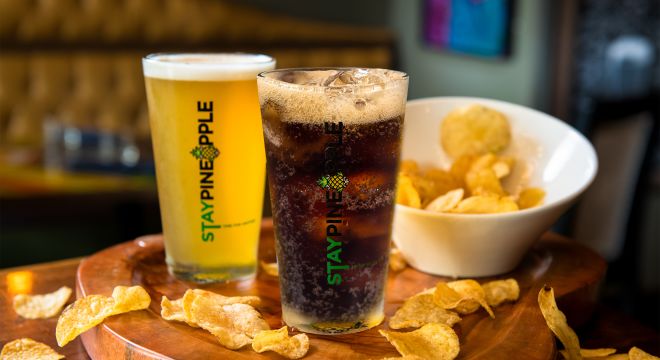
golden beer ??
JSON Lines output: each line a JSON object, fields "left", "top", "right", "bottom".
{"left": 143, "top": 54, "right": 275, "bottom": 282}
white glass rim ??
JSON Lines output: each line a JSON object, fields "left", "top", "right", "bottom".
{"left": 143, "top": 52, "right": 276, "bottom": 81}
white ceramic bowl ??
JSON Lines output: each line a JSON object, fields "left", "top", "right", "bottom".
{"left": 393, "top": 97, "right": 598, "bottom": 277}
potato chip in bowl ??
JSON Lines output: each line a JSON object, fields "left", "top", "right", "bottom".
{"left": 393, "top": 97, "right": 597, "bottom": 277}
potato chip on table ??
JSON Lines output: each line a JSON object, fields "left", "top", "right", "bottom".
{"left": 1, "top": 338, "right": 64, "bottom": 360}
{"left": 482, "top": 278, "right": 520, "bottom": 307}
{"left": 446, "top": 280, "right": 495, "bottom": 318}
{"left": 164, "top": 289, "right": 261, "bottom": 327}
{"left": 630, "top": 346, "right": 660, "bottom": 359}
{"left": 181, "top": 289, "right": 261, "bottom": 321}
{"left": 56, "top": 294, "right": 116, "bottom": 347}
{"left": 190, "top": 300, "right": 269, "bottom": 350}
{"left": 111, "top": 285, "right": 151, "bottom": 312}
{"left": 56, "top": 285, "right": 150, "bottom": 347}
{"left": 13, "top": 286, "right": 72, "bottom": 319}
{"left": 539, "top": 286, "right": 659, "bottom": 360}
{"left": 433, "top": 282, "right": 480, "bottom": 315}
{"left": 161, "top": 296, "right": 198, "bottom": 327}
{"left": 161, "top": 289, "right": 268, "bottom": 350}
{"left": 379, "top": 323, "right": 460, "bottom": 360}
{"left": 252, "top": 326, "right": 309, "bottom": 359}
{"left": 538, "top": 286, "right": 583, "bottom": 360}
{"left": 389, "top": 293, "right": 461, "bottom": 329}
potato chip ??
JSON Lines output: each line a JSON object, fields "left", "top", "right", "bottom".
{"left": 449, "top": 154, "right": 475, "bottom": 184}
{"left": 450, "top": 195, "right": 518, "bottom": 214}
{"left": 518, "top": 187, "right": 546, "bottom": 209}
{"left": 466, "top": 168, "right": 505, "bottom": 197}
{"left": 425, "top": 188, "right": 464, "bottom": 213}
{"left": 382, "top": 356, "right": 425, "bottom": 360}
{"left": 400, "top": 160, "right": 419, "bottom": 176}
{"left": 252, "top": 326, "right": 309, "bottom": 359}
{"left": 499, "top": 155, "right": 516, "bottom": 166}
{"left": 13, "top": 286, "right": 72, "bottom": 319}
{"left": 630, "top": 347, "right": 660, "bottom": 360}
{"left": 492, "top": 160, "right": 512, "bottom": 179}
{"left": 538, "top": 286, "right": 582, "bottom": 360}
{"left": 56, "top": 294, "right": 115, "bottom": 347}
{"left": 160, "top": 296, "right": 186, "bottom": 322}
{"left": 180, "top": 289, "right": 261, "bottom": 331}
{"left": 580, "top": 349, "right": 618, "bottom": 358}
{"left": 190, "top": 304, "right": 254, "bottom": 350}
{"left": 482, "top": 279, "right": 519, "bottom": 307}
{"left": 160, "top": 296, "right": 198, "bottom": 327}
{"left": 398, "top": 103, "right": 546, "bottom": 215}
{"left": 447, "top": 280, "right": 494, "bottom": 318}
{"left": 414, "top": 287, "right": 436, "bottom": 296}
{"left": 469, "top": 153, "right": 498, "bottom": 173}
{"left": 397, "top": 174, "right": 421, "bottom": 208}
{"left": 1, "top": 338, "right": 64, "bottom": 360}
{"left": 182, "top": 289, "right": 197, "bottom": 322}
{"left": 463, "top": 153, "right": 515, "bottom": 179}
{"left": 560, "top": 348, "right": 617, "bottom": 359}
{"left": 421, "top": 169, "right": 461, "bottom": 205}
{"left": 56, "top": 285, "right": 151, "bottom": 347}
{"left": 407, "top": 175, "right": 435, "bottom": 206}
{"left": 111, "top": 285, "right": 151, "bottom": 313}
{"left": 261, "top": 261, "right": 279, "bottom": 276}
{"left": 389, "top": 248, "right": 408, "bottom": 272}
{"left": 440, "top": 104, "right": 511, "bottom": 158}
{"left": 433, "top": 282, "right": 478, "bottom": 314}
{"left": 183, "top": 289, "right": 261, "bottom": 314}
{"left": 379, "top": 323, "right": 460, "bottom": 360}
{"left": 190, "top": 295, "right": 269, "bottom": 350}
{"left": 389, "top": 293, "right": 461, "bottom": 329}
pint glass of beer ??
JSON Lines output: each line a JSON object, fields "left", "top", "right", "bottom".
{"left": 143, "top": 53, "right": 275, "bottom": 282}
{"left": 257, "top": 68, "right": 408, "bottom": 334}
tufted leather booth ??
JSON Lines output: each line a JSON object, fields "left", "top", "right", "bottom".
{"left": 0, "top": 0, "right": 394, "bottom": 165}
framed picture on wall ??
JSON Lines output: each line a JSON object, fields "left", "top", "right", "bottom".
{"left": 424, "top": 0, "right": 514, "bottom": 58}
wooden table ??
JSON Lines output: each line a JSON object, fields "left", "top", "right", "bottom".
{"left": 1, "top": 232, "right": 659, "bottom": 359}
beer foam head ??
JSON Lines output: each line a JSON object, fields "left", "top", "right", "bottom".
{"left": 257, "top": 68, "right": 408, "bottom": 124}
{"left": 143, "top": 53, "right": 275, "bottom": 81}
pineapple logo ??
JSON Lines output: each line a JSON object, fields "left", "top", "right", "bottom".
{"left": 190, "top": 145, "right": 219, "bottom": 161}
{"left": 317, "top": 172, "right": 349, "bottom": 192}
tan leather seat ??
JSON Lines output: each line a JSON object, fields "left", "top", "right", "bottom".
{"left": 0, "top": 0, "right": 393, "bottom": 165}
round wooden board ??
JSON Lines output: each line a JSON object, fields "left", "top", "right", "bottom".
{"left": 76, "top": 219, "right": 606, "bottom": 360}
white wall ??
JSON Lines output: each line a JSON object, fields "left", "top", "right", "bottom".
{"left": 389, "top": 0, "right": 551, "bottom": 110}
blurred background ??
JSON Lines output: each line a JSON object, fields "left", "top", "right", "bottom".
{"left": 0, "top": 0, "right": 658, "bottom": 331}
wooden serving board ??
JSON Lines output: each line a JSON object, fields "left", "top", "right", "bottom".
{"left": 76, "top": 219, "right": 605, "bottom": 360}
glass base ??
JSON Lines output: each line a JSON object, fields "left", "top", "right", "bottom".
{"left": 167, "top": 261, "right": 256, "bottom": 284}
{"left": 281, "top": 301, "right": 384, "bottom": 335}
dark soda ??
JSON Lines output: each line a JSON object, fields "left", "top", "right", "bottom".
{"left": 258, "top": 68, "right": 408, "bottom": 334}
